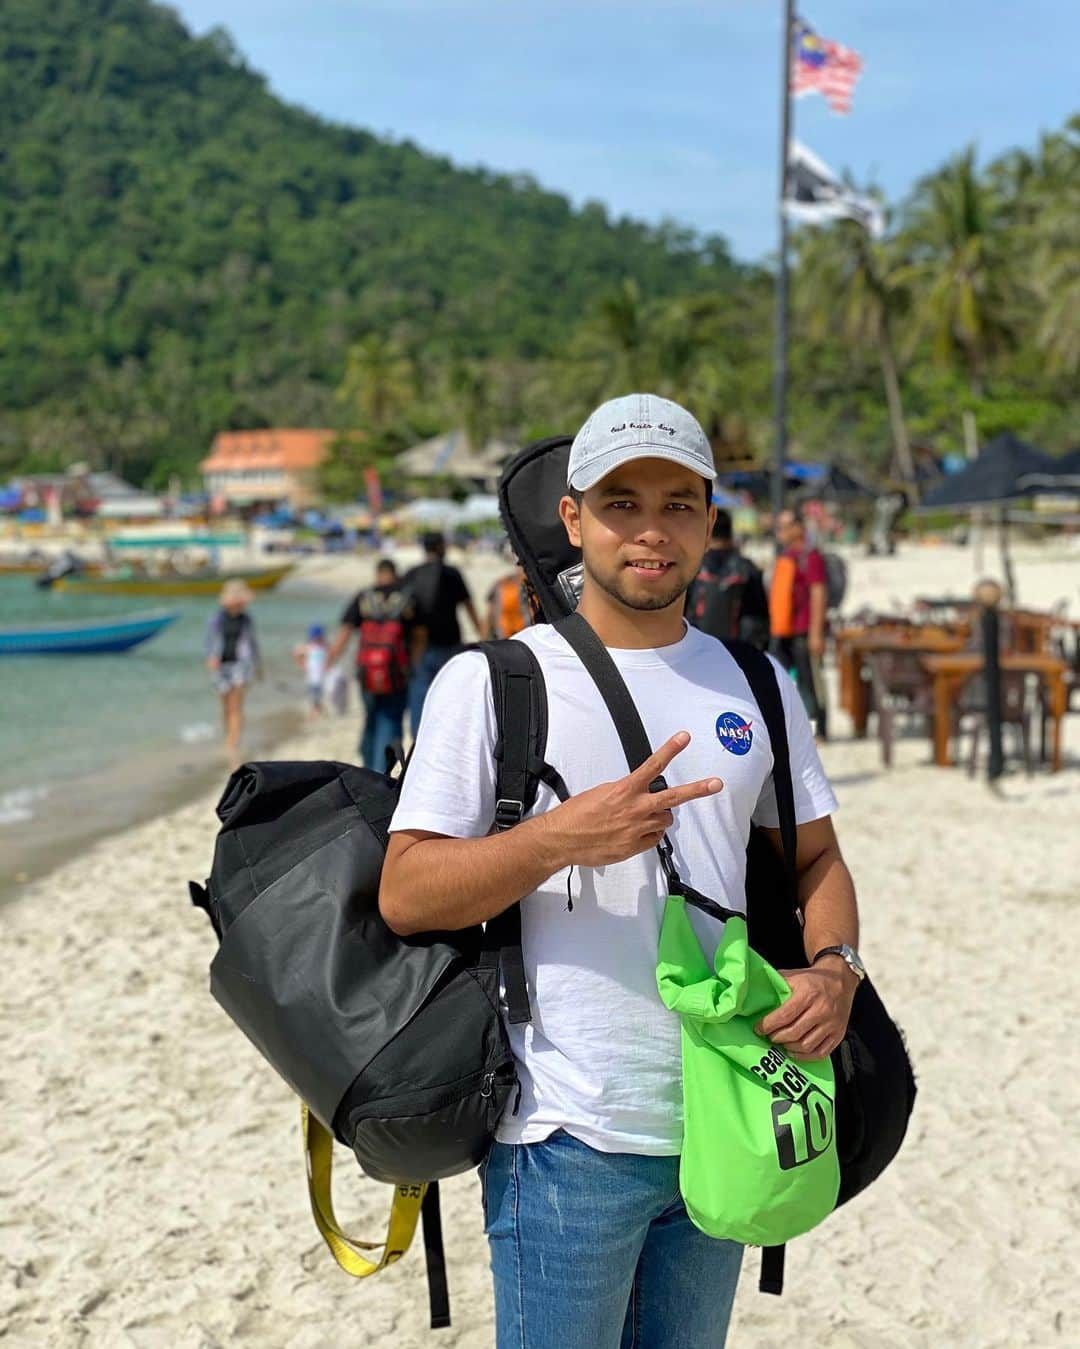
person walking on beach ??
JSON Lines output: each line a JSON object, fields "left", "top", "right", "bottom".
{"left": 382, "top": 394, "right": 862, "bottom": 1348}
{"left": 769, "top": 508, "right": 829, "bottom": 739}
{"left": 293, "top": 623, "right": 329, "bottom": 717}
{"left": 686, "top": 506, "right": 769, "bottom": 649}
{"left": 325, "top": 558, "right": 415, "bottom": 771}
{"left": 205, "top": 580, "right": 261, "bottom": 773}
{"left": 403, "top": 531, "right": 481, "bottom": 733}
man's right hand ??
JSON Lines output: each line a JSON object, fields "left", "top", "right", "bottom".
{"left": 538, "top": 732, "right": 722, "bottom": 870}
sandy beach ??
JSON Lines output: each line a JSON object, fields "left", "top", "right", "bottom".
{"left": 2, "top": 541, "right": 1078, "bottom": 1347}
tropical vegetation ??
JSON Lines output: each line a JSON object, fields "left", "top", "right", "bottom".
{"left": 1, "top": 0, "right": 1076, "bottom": 499}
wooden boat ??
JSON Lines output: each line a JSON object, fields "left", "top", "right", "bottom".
{"left": 0, "top": 609, "right": 179, "bottom": 655}
{"left": 53, "top": 562, "right": 295, "bottom": 596}
{"left": 0, "top": 558, "right": 102, "bottom": 577}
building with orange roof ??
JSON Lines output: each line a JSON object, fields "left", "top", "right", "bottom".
{"left": 200, "top": 429, "right": 334, "bottom": 510}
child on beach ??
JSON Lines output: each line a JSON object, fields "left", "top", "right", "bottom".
{"left": 294, "top": 624, "right": 329, "bottom": 716}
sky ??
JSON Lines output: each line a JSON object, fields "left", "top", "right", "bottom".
{"left": 170, "top": 1, "right": 1078, "bottom": 261}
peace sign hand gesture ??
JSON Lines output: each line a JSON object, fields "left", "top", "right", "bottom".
{"left": 537, "top": 731, "right": 723, "bottom": 872}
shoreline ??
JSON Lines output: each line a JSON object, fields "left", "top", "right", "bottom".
{"left": 0, "top": 701, "right": 305, "bottom": 901}
{"left": 0, "top": 547, "right": 507, "bottom": 902}
{"left": 3, "top": 536, "right": 1077, "bottom": 903}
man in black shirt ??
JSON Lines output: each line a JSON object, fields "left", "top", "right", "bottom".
{"left": 685, "top": 508, "right": 769, "bottom": 650}
{"left": 403, "top": 532, "right": 481, "bottom": 733}
{"left": 326, "top": 559, "right": 415, "bottom": 770}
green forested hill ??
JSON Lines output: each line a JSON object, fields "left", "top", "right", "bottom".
{"left": 0, "top": 0, "right": 737, "bottom": 484}
{"left": 2, "top": 1, "right": 1075, "bottom": 494}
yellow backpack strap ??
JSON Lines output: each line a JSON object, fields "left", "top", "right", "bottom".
{"left": 302, "top": 1104, "right": 425, "bottom": 1278}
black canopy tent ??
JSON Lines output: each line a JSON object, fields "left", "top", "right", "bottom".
{"left": 1016, "top": 446, "right": 1080, "bottom": 493}
{"left": 919, "top": 433, "right": 1055, "bottom": 600}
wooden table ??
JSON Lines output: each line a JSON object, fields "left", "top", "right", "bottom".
{"left": 835, "top": 627, "right": 967, "bottom": 738}
{"left": 920, "top": 651, "right": 1069, "bottom": 771}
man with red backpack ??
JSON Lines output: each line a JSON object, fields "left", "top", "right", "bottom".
{"left": 326, "top": 558, "right": 415, "bottom": 771}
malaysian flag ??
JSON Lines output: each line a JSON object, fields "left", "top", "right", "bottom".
{"left": 791, "top": 15, "right": 863, "bottom": 115}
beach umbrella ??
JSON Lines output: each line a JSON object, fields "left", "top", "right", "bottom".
{"left": 454, "top": 493, "right": 502, "bottom": 525}
{"left": 394, "top": 497, "right": 462, "bottom": 528}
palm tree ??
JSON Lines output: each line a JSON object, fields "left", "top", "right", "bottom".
{"left": 337, "top": 334, "right": 413, "bottom": 431}
{"left": 559, "top": 278, "right": 660, "bottom": 408}
{"left": 895, "top": 147, "right": 1014, "bottom": 397}
{"left": 794, "top": 217, "right": 919, "bottom": 497}
{"left": 444, "top": 359, "right": 493, "bottom": 450}
{"left": 1022, "top": 120, "right": 1080, "bottom": 377}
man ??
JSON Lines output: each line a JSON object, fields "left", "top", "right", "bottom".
{"left": 686, "top": 507, "right": 769, "bottom": 649}
{"left": 381, "top": 394, "right": 862, "bottom": 1348}
{"left": 325, "top": 558, "right": 414, "bottom": 771}
{"left": 770, "top": 507, "right": 829, "bottom": 739}
{"left": 403, "top": 531, "right": 482, "bottom": 732}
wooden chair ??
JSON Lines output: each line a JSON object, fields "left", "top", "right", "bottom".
{"left": 865, "top": 650, "right": 935, "bottom": 767}
{"left": 955, "top": 669, "right": 1034, "bottom": 777}
{"left": 1039, "top": 627, "right": 1080, "bottom": 758}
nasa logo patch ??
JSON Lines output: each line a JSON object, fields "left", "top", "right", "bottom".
{"left": 715, "top": 711, "right": 754, "bottom": 756}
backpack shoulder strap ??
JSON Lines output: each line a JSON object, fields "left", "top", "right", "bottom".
{"left": 480, "top": 638, "right": 567, "bottom": 825}
{"left": 723, "top": 640, "right": 798, "bottom": 902}
{"left": 477, "top": 638, "right": 567, "bottom": 1025}
{"left": 551, "top": 614, "right": 738, "bottom": 924}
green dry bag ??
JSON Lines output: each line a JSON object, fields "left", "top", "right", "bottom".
{"left": 656, "top": 897, "right": 840, "bottom": 1247}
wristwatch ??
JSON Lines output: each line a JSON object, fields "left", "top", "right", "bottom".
{"left": 812, "top": 944, "right": 867, "bottom": 982}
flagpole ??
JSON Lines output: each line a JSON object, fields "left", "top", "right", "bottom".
{"left": 771, "top": 0, "right": 794, "bottom": 526}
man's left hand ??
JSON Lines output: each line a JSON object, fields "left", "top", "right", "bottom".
{"left": 808, "top": 632, "right": 825, "bottom": 657}
{"left": 755, "top": 960, "right": 857, "bottom": 1061}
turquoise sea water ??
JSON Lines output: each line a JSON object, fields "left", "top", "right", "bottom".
{"left": 0, "top": 575, "right": 351, "bottom": 887}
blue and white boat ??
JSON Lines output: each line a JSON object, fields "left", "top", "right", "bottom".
{"left": 0, "top": 609, "right": 179, "bottom": 655}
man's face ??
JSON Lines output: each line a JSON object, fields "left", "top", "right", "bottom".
{"left": 376, "top": 565, "right": 396, "bottom": 587}
{"left": 559, "top": 458, "right": 714, "bottom": 614}
{"left": 776, "top": 510, "right": 801, "bottom": 549}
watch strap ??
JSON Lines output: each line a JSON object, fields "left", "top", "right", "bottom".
{"left": 812, "top": 944, "right": 865, "bottom": 979}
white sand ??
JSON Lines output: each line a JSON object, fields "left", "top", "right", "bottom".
{"left": 2, "top": 542, "right": 1078, "bottom": 1347}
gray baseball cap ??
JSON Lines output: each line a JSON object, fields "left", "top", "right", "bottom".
{"left": 567, "top": 393, "right": 716, "bottom": 492}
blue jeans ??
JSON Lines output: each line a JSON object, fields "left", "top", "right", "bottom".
{"left": 408, "top": 645, "right": 457, "bottom": 737}
{"left": 482, "top": 1133, "right": 742, "bottom": 1349}
{"left": 359, "top": 687, "right": 407, "bottom": 772}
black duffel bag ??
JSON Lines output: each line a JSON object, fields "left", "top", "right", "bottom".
{"left": 189, "top": 639, "right": 560, "bottom": 1328}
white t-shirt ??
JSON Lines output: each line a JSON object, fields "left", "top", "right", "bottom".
{"left": 390, "top": 621, "right": 837, "bottom": 1156}
{"left": 305, "top": 643, "right": 328, "bottom": 686}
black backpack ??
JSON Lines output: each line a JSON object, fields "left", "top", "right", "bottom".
{"left": 823, "top": 551, "right": 848, "bottom": 612}
{"left": 499, "top": 436, "right": 916, "bottom": 1294}
{"left": 189, "top": 639, "right": 566, "bottom": 1329}
{"left": 688, "top": 553, "right": 753, "bottom": 641}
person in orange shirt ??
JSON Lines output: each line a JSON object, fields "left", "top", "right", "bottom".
{"left": 484, "top": 564, "right": 531, "bottom": 639}
{"left": 770, "top": 509, "right": 828, "bottom": 739}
